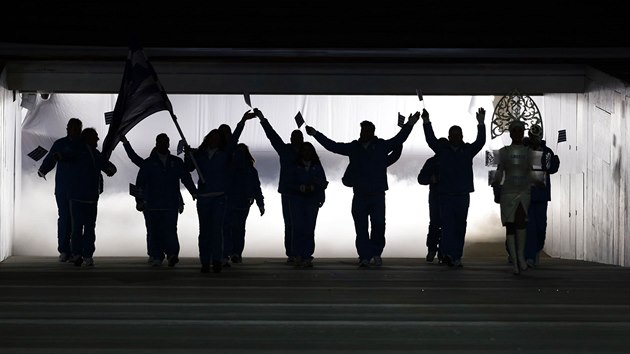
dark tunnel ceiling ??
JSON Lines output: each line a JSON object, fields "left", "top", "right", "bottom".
{"left": 2, "top": 2, "right": 630, "bottom": 84}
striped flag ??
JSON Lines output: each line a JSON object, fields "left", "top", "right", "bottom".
{"left": 27, "top": 146, "right": 48, "bottom": 161}
{"left": 101, "top": 43, "right": 174, "bottom": 161}
{"left": 557, "top": 129, "right": 567, "bottom": 143}
{"left": 104, "top": 111, "right": 114, "bottom": 125}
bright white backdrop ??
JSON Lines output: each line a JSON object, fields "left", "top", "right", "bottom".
{"left": 18, "top": 94, "right": 510, "bottom": 258}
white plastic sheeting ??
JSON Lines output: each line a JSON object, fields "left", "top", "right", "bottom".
{"left": 18, "top": 94, "right": 505, "bottom": 258}
{"left": 0, "top": 70, "right": 19, "bottom": 261}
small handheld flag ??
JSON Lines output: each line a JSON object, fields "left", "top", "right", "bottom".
{"left": 416, "top": 88, "right": 425, "bottom": 109}
{"left": 28, "top": 146, "right": 48, "bottom": 161}
{"left": 177, "top": 139, "right": 186, "bottom": 155}
{"left": 294, "top": 111, "right": 305, "bottom": 128}
{"left": 397, "top": 113, "right": 405, "bottom": 127}
{"left": 244, "top": 92, "right": 252, "bottom": 108}
{"left": 557, "top": 129, "right": 567, "bottom": 143}
{"left": 104, "top": 111, "right": 114, "bottom": 125}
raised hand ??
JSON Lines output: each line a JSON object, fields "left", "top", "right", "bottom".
{"left": 421, "top": 109, "right": 430, "bottom": 123}
{"left": 242, "top": 109, "right": 257, "bottom": 121}
{"left": 476, "top": 107, "right": 486, "bottom": 124}
{"left": 253, "top": 108, "right": 265, "bottom": 120}
{"left": 305, "top": 125, "right": 317, "bottom": 136}
{"left": 408, "top": 111, "right": 421, "bottom": 125}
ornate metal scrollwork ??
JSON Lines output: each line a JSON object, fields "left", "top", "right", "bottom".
{"left": 490, "top": 90, "right": 542, "bottom": 139}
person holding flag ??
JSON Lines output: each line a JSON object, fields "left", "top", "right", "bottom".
{"left": 254, "top": 108, "right": 304, "bottom": 265}
{"left": 422, "top": 107, "right": 486, "bottom": 268}
{"left": 135, "top": 133, "right": 197, "bottom": 268}
{"left": 305, "top": 111, "right": 422, "bottom": 267}
{"left": 524, "top": 124, "right": 560, "bottom": 267}
{"left": 67, "top": 128, "right": 117, "bottom": 267}
{"left": 186, "top": 111, "right": 257, "bottom": 274}
{"left": 37, "top": 117, "right": 84, "bottom": 262}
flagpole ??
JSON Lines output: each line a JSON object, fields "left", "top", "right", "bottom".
{"left": 170, "top": 112, "right": 206, "bottom": 184}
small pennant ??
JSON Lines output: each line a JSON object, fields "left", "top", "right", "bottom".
{"left": 557, "top": 129, "right": 567, "bottom": 143}
{"left": 27, "top": 146, "right": 48, "bottom": 161}
{"left": 104, "top": 111, "right": 114, "bottom": 125}
{"left": 243, "top": 92, "right": 252, "bottom": 108}
{"left": 416, "top": 88, "right": 423, "bottom": 102}
{"left": 397, "top": 113, "right": 405, "bottom": 127}
{"left": 294, "top": 111, "right": 305, "bottom": 128}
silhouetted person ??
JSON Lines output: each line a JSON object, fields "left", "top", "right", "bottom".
{"left": 289, "top": 142, "right": 328, "bottom": 267}
{"left": 187, "top": 111, "right": 255, "bottom": 273}
{"left": 343, "top": 139, "right": 403, "bottom": 187}
{"left": 135, "top": 133, "right": 197, "bottom": 267}
{"left": 224, "top": 143, "right": 265, "bottom": 264}
{"left": 306, "top": 111, "right": 421, "bottom": 267}
{"left": 417, "top": 137, "right": 449, "bottom": 263}
{"left": 121, "top": 136, "right": 186, "bottom": 264}
{"left": 423, "top": 107, "right": 486, "bottom": 268}
{"left": 254, "top": 108, "right": 303, "bottom": 265}
{"left": 68, "top": 128, "right": 117, "bottom": 267}
{"left": 524, "top": 124, "right": 559, "bottom": 267}
{"left": 37, "top": 118, "right": 83, "bottom": 262}
{"left": 491, "top": 120, "right": 532, "bottom": 274}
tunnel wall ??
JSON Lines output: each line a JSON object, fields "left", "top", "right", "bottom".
{"left": 545, "top": 69, "right": 630, "bottom": 266}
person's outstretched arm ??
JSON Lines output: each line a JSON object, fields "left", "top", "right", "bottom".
{"left": 421, "top": 110, "right": 441, "bottom": 153}
{"left": 305, "top": 125, "right": 351, "bottom": 156}
{"left": 37, "top": 140, "right": 62, "bottom": 177}
{"left": 384, "top": 110, "right": 420, "bottom": 151}
{"left": 230, "top": 110, "right": 256, "bottom": 147}
{"left": 120, "top": 136, "right": 144, "bottom": 167}
{"left": 255, "top": 108, "right": 285, "bottom": 154}
{"left": 470, "top": 108, "right": 487, "bottom": 155}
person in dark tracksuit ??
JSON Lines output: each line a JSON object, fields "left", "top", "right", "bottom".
{"left": 253, "top": 108, "right": 304, "bottom": 265}
{"left": 289, "top": 142, "right": 328, "bottom": 267}
{"left": 135, "top": 133, "right": 197, "bottom": 268}
{"left": 423, "top": 108, "right": 486, "bottom": 268}
{"left": 417, "top": 137, "right": 449, "bottom": 263}
{"left": 37, "top": 118, "right": 83, "bottom": 262}
{"left": 67, "top": 128, "right": 117, "bottom": 267}
{"left": 187, "top": 111, "right": 255, "bottom": 273}
{"left": 120, "top": 136, "right": 186, "bottom": 264}
{"left": 224, "top": 143, "right": 265, "bottom": 264}
{"left": 525, "top": 124, "right": 559, "bottom": 267}
{"left": 306, "top": 111, "right": 421, "bottom": 267}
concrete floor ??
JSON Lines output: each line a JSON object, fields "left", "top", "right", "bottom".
{"left": 1, "top": 245, "right": 629, "bottom": 353}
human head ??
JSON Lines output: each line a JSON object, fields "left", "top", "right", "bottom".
{"left": 155, "top": 133, "right": 170, "bottom": 154}
{"left": 448, "top": 125, "right": 463, "bottom": 145}
{"left": 81, "top": 127, "right": 99, "bottom": 148}
{"left": 528, "top": 124, "right": 543, "bottom": 147}
{"left": 236, "top": 143, "right": 255, "bottom": 164}
{"left": 438, "top": 137, "right": 449, "bottom": 146}
{"left": 201, "top": 129, "right": 222, "bottom": 149}
{"left": 299, "top": 142, "right": 319, "bottom": 163}
{"left": 217, "top": 124, "right": 231, "bottom": 148}
{"left": 508, "top": 120, "right": 525, "bottom": 144}
{"left": 67, "top": 118, "right": 82, "bottom": 138}
{"left": 359, "top": 120, "right": 376, "bottom": 142}
{"left": 290, "top": 129, "right": 304, "bottom": 147}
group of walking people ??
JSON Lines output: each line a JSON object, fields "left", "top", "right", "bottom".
{"left": 38, "top": 105, "right": 558, "bottom": 275}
